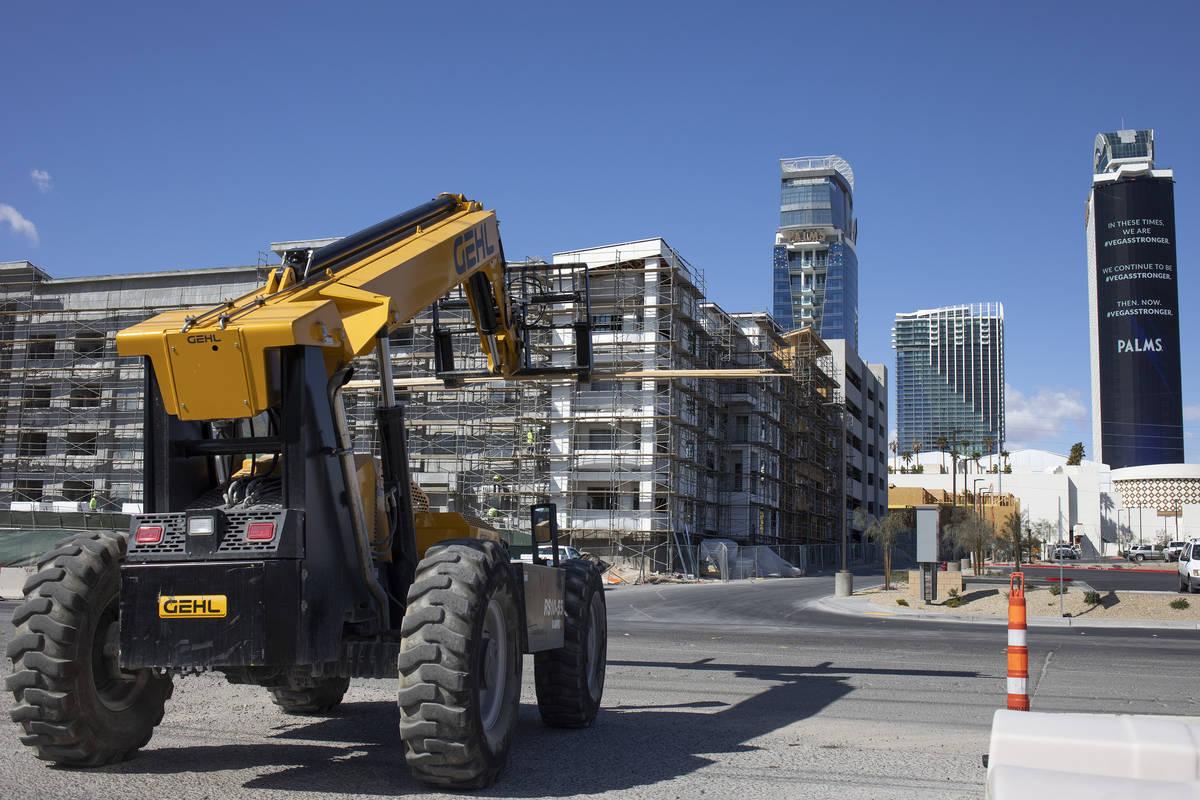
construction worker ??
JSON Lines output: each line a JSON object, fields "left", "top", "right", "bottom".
{"left": 88, "top": 493, "right": 98, "bottom": 512}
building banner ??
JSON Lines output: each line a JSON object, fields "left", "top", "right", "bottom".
{"left": 1092, "top": 178, "right": 1183, "bottom": 467}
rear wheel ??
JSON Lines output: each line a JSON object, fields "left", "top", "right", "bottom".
{"left": 397, "top": 539, "right": 520, "bottom": 789}
{"left": 534, "top": 559, "right": 606, "bottom": 728}
{"left": 5, "top": 532, "right": 173, "bottom": 765}
{"left": 1135, "top": 554, "right": 1145, "bottom": 562}
{"left": 269, "top": 676, "right": 350, "bottom": 715}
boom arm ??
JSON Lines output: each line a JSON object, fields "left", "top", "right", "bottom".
{"left": 117, "top": 194, "right": 522, "bottom": 420}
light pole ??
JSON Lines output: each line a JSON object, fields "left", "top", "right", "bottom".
{"left": 972, "top": 478, "right": 986, "bottom": 515}
{"left": 824, "top": 400, "right": 852, "bottom": 597}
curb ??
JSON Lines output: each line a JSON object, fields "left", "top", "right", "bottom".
{"left": 811, "top": 592, "right": 1200, "bottom": 630}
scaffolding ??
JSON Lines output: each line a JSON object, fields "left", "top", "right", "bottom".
{"left": 0, "top": 261, "right": 271, "bottom": 512}
{"left": 0, "top": 251, "right": 842, "bottom": 577}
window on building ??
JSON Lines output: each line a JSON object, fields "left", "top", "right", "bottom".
{"left": 74, "top": 331, "right": 106, "bottom": 357}
{"left": 13, "top": 479, "right": 43, "bottom": 502}
{"left": 585, "top": 486, "right": 617, "bottom": 510}
{"left": 28, "top": 334, "right": 55, "bottom": 360}
{"left": 22, "top": 384, "right": 50, "bottom": 408}
{"left": 62, "top": 480, "right": 92, "bottom": 502}
{"left": 733, "top": 462, "right": 744, "bottom": 491}
{"left": 585, "top": 427, "right": 612, "bottom": 450}
{"left": 70, "top": 385, "right": 101, "bottom": 408}
{"left": 591, "top": 314, "right": 621, "bottom": 332}
{"left": 18, "top": 432, "right": 48, "bottom": 457}
{"left": 66, "top": 432, "right": 98, "bottom": 455}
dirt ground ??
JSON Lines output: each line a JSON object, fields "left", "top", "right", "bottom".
{"left": 861, "top": 582, "right": 1200, "bottom": 621}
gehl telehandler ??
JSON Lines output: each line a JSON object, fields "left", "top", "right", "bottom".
{"left": 5, "top": 194, "right": 607, "bottom": 788}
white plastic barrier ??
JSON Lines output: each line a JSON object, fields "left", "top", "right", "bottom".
{"left": 988, "top": 709, "right": 1200, "bottom": 799}
{"left": 0, "top": 567, "right": 32, "bottom": 600}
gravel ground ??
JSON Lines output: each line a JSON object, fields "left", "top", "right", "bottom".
{"left": 861, "top": 583, "right": 1200, "bottom": 621}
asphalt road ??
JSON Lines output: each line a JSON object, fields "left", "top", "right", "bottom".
{"left": 1, "top": 573, "right": 1197, "bottom": 800}
{"left": 1000, "top": 563, "right": 1178, "bottom": 592}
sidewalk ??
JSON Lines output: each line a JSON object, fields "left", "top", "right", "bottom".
{"left": 812, "top": 591, "right": 1200, "bottom": 630}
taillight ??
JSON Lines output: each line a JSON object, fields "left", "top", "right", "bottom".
{"left": 246, "top": 522, "right": 275, "bottom": 541}
{"left": 135, "top": 525, "right": 163, "bottom": 544}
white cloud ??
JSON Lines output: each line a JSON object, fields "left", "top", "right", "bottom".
{"left": 0, "top": 204, "right": 39, "bottom": 244}
{"left": 1184, "top": 405, "right": 1200, "bottom": 422}
{"left": 30, "top": 169, "right": 52, "bottom": 194}
{"left": 1005, "top": 383, "right": 1088, "bottom": 450}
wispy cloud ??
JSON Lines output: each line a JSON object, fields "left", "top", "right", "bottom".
{"left": 30, "top": 169, "right": 52, "bottom": 194}
{"left": 1184, "top": 405, "right": 1200, "bottom": 422}
{"left": 0, "top": 204, "right": 39, "bottom": 244}
{"left": 1006, "top": 384, "right": 1088, "bottom": 450}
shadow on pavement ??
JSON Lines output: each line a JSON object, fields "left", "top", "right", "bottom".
{"left": 109, "top": 657, "right": 979, "bottom": 796}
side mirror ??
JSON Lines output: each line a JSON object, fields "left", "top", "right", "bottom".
{"left": 530, "top": 503, "right": 558, "bottom": 565}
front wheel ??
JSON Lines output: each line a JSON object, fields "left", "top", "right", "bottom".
{"left": 269, "top": 676, "right": 350, "bottom": 715}
{"left": 534, "top": 559, "right": 607, "bottom": 728}
{"left": 1135, "top": 554, "right": 1145, "bottom": 562}
{"left": 397, "top": 539, "right": 521, "bottom": 789}
{"left": 5, "top": 532, "right": 173, "bottom": 765}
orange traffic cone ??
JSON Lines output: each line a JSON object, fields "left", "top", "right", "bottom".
{"left": 1007, "top": 571, "right": 1029, "bottom": 711}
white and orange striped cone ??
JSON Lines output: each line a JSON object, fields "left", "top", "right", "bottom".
{"left": 1007, "top": 571, "right": 1030, "bottom": 711}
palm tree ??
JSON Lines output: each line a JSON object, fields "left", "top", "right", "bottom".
{"left": 889, "top": 440, "right": 898, "bottom": 473}
{"left": 936, "top": 435, "right": 948, "bottom": 473}
{"left": 983, "top": 436, "right": 995, "bottom": 472}
{"left": 971, "top": 451, "right": 982, "bottom": 476}
{"left": 911, "top": 440, "right": 922, "bottom": 472}
{"left": 901, "top": 450, "right": 913, "bottom": 472}
{"left": 1000, "top": 449, "right": 1010, "bottom": 472}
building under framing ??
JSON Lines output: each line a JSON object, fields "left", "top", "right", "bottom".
{"left": 0, "top": 242, "right": 847, "bottom": 570}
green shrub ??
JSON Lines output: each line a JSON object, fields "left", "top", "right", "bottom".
{"left": 945, "top": 588, "right": 964, "bottom": 608}
{"left": 1084, "top": 590, "right": 1101, "bottom": 605}
{"left": 1049, "top": 585, "right": 1067, "bottom": 596}
{"left": 896, "top": 598, "right": 909, "bottom": 607}
{"left": 890, "top": 570, "right": 910, "bottom": 583}
{"left": 1171, "top": 598, "right": 1190, "bottom": 610}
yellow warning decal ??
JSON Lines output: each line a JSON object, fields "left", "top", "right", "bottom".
{"left": 158, "top": 595, "right": 227, "bottom": 618}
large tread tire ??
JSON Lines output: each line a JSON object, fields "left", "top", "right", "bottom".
{"left": 269, "top": 677, "right": 350, "bottom": 715}
{"left": 5, "top": 531, "right": 173, "bottom": 766}
{"left": 397, "top": 539, "right": 521, "bottom": 789}
{"left": 534, "top": 558, "right": 606, "bottom": 728}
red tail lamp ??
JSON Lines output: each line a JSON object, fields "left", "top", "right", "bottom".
{"left": 135, "top": 525, "right": 163, "bottom": 544}
{"left": 246, "top": 522, "right": 275, "bottom": 541}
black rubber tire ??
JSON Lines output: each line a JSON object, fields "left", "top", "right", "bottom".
{"left": 534, "top": 558, "right": 607, "bottom": 728}
{"left": 1190, "top": 578, "right": 1197, "bottom": 595}
{"left": 5, "top": 531, "right": 173, "bottom": 766}
{"left": 1136, "top": 554, "right": 1145, "bottom": 562}
{"left": 397, "top": 539, "right": 521, "bottom": 789}
{"left": 1180, "top": 576, "right": 1189, "bottom": 593}
{"left": 269, "top": 676, "right": 350, "bottom": 715}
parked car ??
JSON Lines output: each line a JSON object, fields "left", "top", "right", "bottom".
{"left": 1052, "top": 546, "right": 1079, "bottom": 560}
{"left": 1126, "top": 544, "right": 1162, "bottom": 562}
{"left": 1177, "top": 540, "right": 1200, "bottom": 593}
{"left": 518, "top": 544, "right": 584, "bottom": 564}
{"left": 1163, "top": 541, "right": 1188, "bottom": 562}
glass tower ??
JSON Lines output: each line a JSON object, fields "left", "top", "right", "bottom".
{"left": 892, "top": 304, "right": 1005, "bottom": 453}
{"left": 772, "top": 156, "right": 859, "bottom": 348}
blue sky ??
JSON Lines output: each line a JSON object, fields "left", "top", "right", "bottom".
{"left": 3, "top": 1, "right": 1197, "bottom": 459}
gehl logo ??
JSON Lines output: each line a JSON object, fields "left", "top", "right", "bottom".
{"left": 158, "top": 594, "right": 227, "bottom": 618}
{"left": 453, "top": 223, "right": 497, "bottom": 275}
{"left": 186, "top": 334, "right": 221, "bottom": 344}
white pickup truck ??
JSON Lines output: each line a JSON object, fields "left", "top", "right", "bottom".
{"left": 519, "top": 544, "right": 583, "bottom": 564}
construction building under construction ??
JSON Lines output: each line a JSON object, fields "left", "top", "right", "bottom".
{"left": 0, "top": 240, "right": 851, "bottom": 570}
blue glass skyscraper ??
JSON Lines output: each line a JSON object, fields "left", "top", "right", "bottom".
{"left": 771, "top": 156, "right": 859, "bottom": 348}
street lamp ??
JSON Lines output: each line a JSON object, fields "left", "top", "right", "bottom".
{"left": 972, "top": 478, "right": 986, "bottom": 514}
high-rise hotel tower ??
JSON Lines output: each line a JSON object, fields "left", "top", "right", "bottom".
{"left": 892, "top": 304, "right": 1005, "bottom": 454}
{"left": 1087, "top": 129, "right": 1183, "bottom": 468}
{"left": 772, "top": 156, "right": 859, "bottom": 348}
